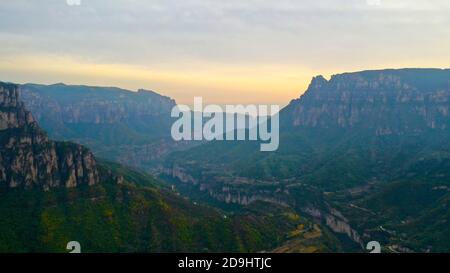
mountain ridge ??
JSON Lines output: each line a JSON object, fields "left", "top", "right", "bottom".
{"left": 18, "top": 82, "right": 185, "bottom": 170}
{"left": 282, "top": 68, "right": 450, "bottom": 133}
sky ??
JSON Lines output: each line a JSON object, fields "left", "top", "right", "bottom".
{"left": 0, "top": 0, "right": 449, "bottom": 107}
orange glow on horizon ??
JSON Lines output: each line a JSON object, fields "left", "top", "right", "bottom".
{"left": 1, "top": 54, "right": 449, "bottom": 107}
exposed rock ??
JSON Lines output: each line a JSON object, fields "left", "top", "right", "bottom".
{"left": 303, "top": 206, "right": 363, "bottom": 246}
{"left": 283, "top": 69, "right": 450, "bottom": 134}
{"left": 164, "top": 166, "right": 199, "bottom": 185}
{"left": 0, "top": 82, "right": 99, "bottom": 190}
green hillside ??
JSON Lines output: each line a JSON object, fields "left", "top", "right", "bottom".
{"left": 0, "top": 161, "right": 336, "bottom": 253}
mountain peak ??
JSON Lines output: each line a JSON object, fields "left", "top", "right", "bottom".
{"left": 1, "top": 81, "right": 20, "bottom": 106}
{"left": 0, "top": 82, "right": 36, "bottom": 130}
{"left": 309, "top": 75, "right": 328, "bottom": 88}
{"left": 304, "top": 75, "right": 329, "bottom": 93}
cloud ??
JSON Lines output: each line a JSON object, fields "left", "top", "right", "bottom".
{"left": 0, "top": 0, "right": 449, "bottom": 104}
{"left": 66, "top": 0, "right": 81, "bottom": 6}
{"left": 1, "top": 0, "right": 449, "bottom": 66}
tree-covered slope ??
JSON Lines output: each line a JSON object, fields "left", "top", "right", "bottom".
{"left": 0, "top": 161, "right": 341, "bottom": 253}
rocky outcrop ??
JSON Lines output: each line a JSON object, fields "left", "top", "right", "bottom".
{"left": 303, "top": 206, "right": 363, "bottom": 246}
{"left": 0, "top": 82, "right": 99, "bottom": 190}
{"left": 210, "top": 189, "right": 290, "bottom": 206}
{"left": 283, "top": 69, "right": 450, "bottom": 134}
{"left": 168, "top": 166, "right": 199, "bottom": 185}
{"left": 0, "top": 82, "right": 35, "bottom": 130}
{"left": 163, "top": 165, "right": 293, "bottom": 207}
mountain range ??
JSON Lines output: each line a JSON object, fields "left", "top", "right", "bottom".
{"left": 1, "top": 68, "right": 449, "bottom": 252}
{"left": 0, "top": 82, "right": 336, "bottom": 252}
{"left": 161, "top": 69, "right": 450, "bottom": 252}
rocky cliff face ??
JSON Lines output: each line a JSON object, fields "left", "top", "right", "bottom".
{"left": 20, "top": 84, "right": 176, "bottom": 125}
{"left": 0, "top": 82, "right": 99, "bottom": 190}
{"left": 18, "top": 83, "right": 183, "bottom": 170}
{"left": 303, "top": 206, "right": 363, "bottom": 246}
{"left": 283, "top": 69, "right": 450, "bottom": 134}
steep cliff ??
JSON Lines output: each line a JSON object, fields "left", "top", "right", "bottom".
{"left": 282, "top": 69, "right": 450, "bottom": 134}
{"left": 0, "top": 82, "right": 99, "bottom": 190}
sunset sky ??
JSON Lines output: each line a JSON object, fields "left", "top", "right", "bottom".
{"left": 1, "top": 0, "right": 450, "bottom": 107}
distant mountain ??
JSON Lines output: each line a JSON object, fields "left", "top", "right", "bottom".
{"left": 1, "top": 82, "right": 333, "bottom": 253}
{"left": 19, "top": 83, "right": 188, "bottom": 170}
{"left": 161, "top": 69, "right": 450, "bottom": 252}
{"left": 19, "top": 83, "right": 263, "bottom": 171}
